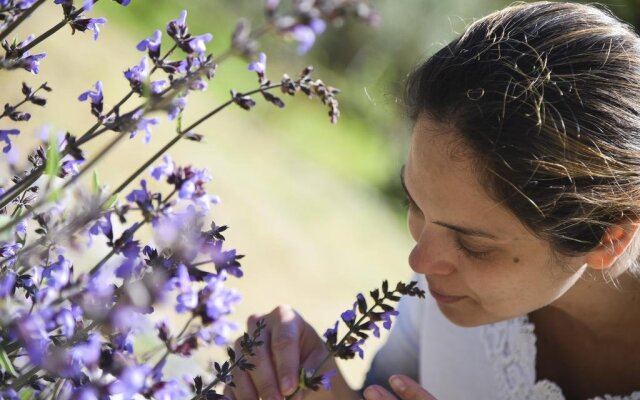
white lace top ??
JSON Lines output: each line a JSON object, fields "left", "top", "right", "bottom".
{"left": 363, "top": 275, "right": 640, "bottom": 400}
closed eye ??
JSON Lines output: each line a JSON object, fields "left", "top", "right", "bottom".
{"left": 454, "top": 236, "right": 492, "bottom": 259}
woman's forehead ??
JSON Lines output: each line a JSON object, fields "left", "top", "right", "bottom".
{"left": 406, "top": 116, "right": 527, "bottom": 242}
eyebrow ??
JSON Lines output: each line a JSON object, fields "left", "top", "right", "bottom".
{"left": 400, "top": 165, "right": 499, "bottom": 240}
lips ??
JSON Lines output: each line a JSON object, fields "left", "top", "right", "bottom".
{"left": 428, "top": 288, "right": 466, "bottom": 304}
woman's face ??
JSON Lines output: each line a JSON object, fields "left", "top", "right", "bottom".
{"left": 404, "top": 115, "right": 589, "bottom": 327}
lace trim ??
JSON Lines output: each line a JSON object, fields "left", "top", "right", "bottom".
{"left": 480, "top": 316, "right": 640, "bottom": 400}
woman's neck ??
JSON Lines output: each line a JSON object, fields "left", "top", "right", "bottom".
{"left": 542, "top": 268, "right": 640, "bottom": 340}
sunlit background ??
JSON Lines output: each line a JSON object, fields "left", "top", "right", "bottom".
{"left": 1, "top": 0, "right": 638, "bottom": 392}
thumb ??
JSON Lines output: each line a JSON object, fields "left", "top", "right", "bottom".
{"left": 388, "top": 375, "right": 438, "bottom": 400}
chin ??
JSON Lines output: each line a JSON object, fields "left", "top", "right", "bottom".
{"left": 436, "top": 302, "right": 509, "bottom": 328}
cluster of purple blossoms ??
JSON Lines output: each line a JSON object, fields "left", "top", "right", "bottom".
{"left": 0, "top": 1, "right": 396, "bottom": 398}
{"left": 0, "top": 34, "right": 46, "bottom": 73}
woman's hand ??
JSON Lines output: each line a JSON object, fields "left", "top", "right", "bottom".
{"left": 363, "top": 375, "right": 438, "bottom": 400}
{"left": 224, "top": 305, "right": 358, "bottom": 400}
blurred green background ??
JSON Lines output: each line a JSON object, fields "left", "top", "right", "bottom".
{"left": 1, "top": 0, "right": 639, "bottom": 390}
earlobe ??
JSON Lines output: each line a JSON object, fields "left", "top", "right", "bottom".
{"left": 585, "top": 223, "right": 640, "bottom": 270}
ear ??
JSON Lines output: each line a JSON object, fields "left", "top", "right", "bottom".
{"left": 585, "top": 222, "right": 640, "bottom": 270}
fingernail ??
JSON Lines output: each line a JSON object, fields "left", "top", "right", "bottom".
{"left": 390, "top": 375, "right": 407, "bottom": 393}
{"left": 281, "top": 376, "right": 294, "bottom": 394}
{"left": 364, "top": 386, "right": 383, "bottom": 400}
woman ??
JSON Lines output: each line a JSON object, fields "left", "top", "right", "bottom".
{"left": 227, "top": 2, "right": 640, "bottom": 399}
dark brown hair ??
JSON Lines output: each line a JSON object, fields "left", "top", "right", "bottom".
{"left": 405, "top": 2, "right": 640, "bottom": 268}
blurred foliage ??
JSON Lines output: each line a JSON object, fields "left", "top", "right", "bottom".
{"left": 99, "top": 0, "right": 640, "bottom": 221}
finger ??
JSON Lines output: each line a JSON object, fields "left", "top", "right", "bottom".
{"left": 363, "top": 384, "right": 398, "bottom": 400}
{"left": 270, "top": 305, "right": 303, "bottom": 396}
{"left": 246, "top": 314, "right": 282, "bottom": 400}
{"left": 227, "top": 337, "right": 259, "bottom": 400}
{"left": 389, "top": 375, "right": 438, "bottom": 400}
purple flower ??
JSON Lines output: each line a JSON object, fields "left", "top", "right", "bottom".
{"left": 0, "top": 129, "right": 20, "bottom": 153}
{"left": 151, "top": 155, "right": 175, "bottom": 181}
{"left": 70, "top": 386, "right": 99, "bottom": 400}
{"left": 0, "top": 240, "right": 22, "bottom": 267}
{"left": 152, "top": 380, "right": 189, "bottom": 400}
{"left": 87, "top": 267, "right": 114, "bottom": 302}
{"left": 137, "top": 30, "right": 162, "bottom": 60}
{"left": 56, "top": 308, "right": 76, "bottom": 338}
{"left": 171, "top": 264, "right": 198, "bottom": 313}
{"left": 291, "top": 25, "right": 316, "bottom": 54}
{"left": 323, "top": 321, "right": 339, "bottom": 340}
{"left": 129, "top": 110, "right": 159, "bottom": 143}
{"left": 167, "top": 96, "right": 187, "bottom": 120}
{"left": 126, "top": 179, "right": 151, "bottom": 204}
{"left": 0, "top": 388, "right": 18, "bottom": 400}
{"left": 167, "top": 10, "right": 188, "bottom": 39}
{"left": 248, "top": 52, "right": 267, "bottom": 75}
{"left": 43, "top": 254, "right": 72, "bottom": 289}
{"left": 381, "top": 309, "right": 399, "bottom": 330}
{"left": 2, "top": 35, "right": 47, "bottom": 74}
{"left": 348, "top": 338, "right": 365, "bottom": 359}
{"left": 17, "top": 0, "right": 37, "bottom": 9}
{"left": 70, "top": 333, "right": 102, "bottom": 369}
{"left": 150, "top": 79, "right": 167, "bottom": 94}
{"left": 124, "top": 57, "right": 149, "bottom": 92}
{"left": 88, "top": 212, "right": 114, "bottom": 244}
{"left": 198, "top": 319, "right": 239, "bottom": 346}
{"left": 187, "top": 33, "right": 213, "bottom": 54}
{"left": 60, "top": 156, "right": 84, "bottom": 177}
{"left": 109, "top": 364, "right": 150, "bottom": 398}
{"left": 319, "top": 369, "right": 337, "bottom": 390}
{"left": 78, "top": 81, "right": 104, "bottom": 117}
{"left": 70, "top": 17, "right": 107, "bottom": 40}
{"left": 205, "top": 240, "right": 243, "bottom": 278}
{"left": 201, "top": 272, "right": 241, "bottom": 323}
{"left": 113, "top": 0, "right": 132, "bottom": 5}
{"left": 19, "top": 52, "right": 47, "bottom": 74}
{"left": 15, "top": 219, "right": 27, "bottom": 237}
{"left": 15, "top": 313, "right": 51, "bottom": 366}
{"left": 341, "top": 309, "right": 356, "bottom": 324}
{"left": 0, "top": 271, "right": 17, "bottom": 298}
{"left": 113, "top": 331, "right": 134, "bottom": 354}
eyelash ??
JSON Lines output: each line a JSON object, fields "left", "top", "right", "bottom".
{"left": 403, "top": 193, "right": 491, "bottom": 260}
{"left": 454, "top": 236, "right": 491, "bottom": 259}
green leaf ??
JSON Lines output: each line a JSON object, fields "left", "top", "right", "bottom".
{"left": 20, "top": 388, "right": 33, "bottom": 400}
{"left": 45, "top": 133, "right": 60, "bottom": 178}
{"left": 176, "top": 112, "right": 183, "bottom": 133}
{"left": 101, "top": 194, "right": 118, "bottom": 210}
{"left": 92, "top": 170, "right": 100, "bottom": 194}
{"left": 0, "top": 347, "right": 17, "bottom": 376}
{"left": 47, "top": 188, "right": 61, "bottom": 202}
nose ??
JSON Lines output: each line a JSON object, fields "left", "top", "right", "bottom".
{"left": 408, "top": 229, "right": 457, "bottom": 276}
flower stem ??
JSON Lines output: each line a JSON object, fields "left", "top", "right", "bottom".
{"left": 285, "top": 297, "right": 389, "bottom": 400}
{"left": 0, "top": 44, "right": 178, "bottom": 211}
{"left": 110, "top": 83, "right": 282, "bottom": 198}
{"left": 150, "top": 314, "right": 196, "bottom": 372}
{"left": 18, "top": 0, "right": 100, "bottom": 55}
{"left": 0, "top": 0, "right": 47, "bottom": 42}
